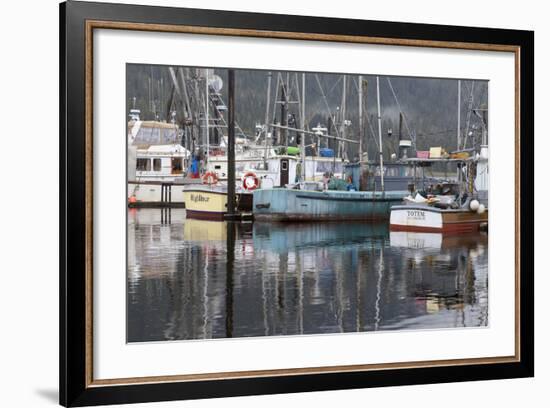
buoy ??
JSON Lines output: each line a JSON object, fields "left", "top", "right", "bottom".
{"left": 242, "top": 171, "right": 260, "bottom": 191}
{"left": 129, "top": 195, "right": 137, "bottom": 204}
{"left": 469, "top": 199, "right": 480, "bottom": 211}
{"left": 477, "top": 203, "right": 486, "bottom": 214}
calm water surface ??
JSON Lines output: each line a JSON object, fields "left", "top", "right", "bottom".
{"left": 127, "top": 209, "right": 488, "bottom": 342}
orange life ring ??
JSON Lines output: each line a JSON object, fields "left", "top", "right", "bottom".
{"left": 202, "top": 171, "right": 219, "bottom": 185}
{"left": 242, "top": 171, "right": 260, "bottom": 191}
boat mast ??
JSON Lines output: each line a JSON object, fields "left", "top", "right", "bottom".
{"left": 376, "top": 76, "right": 385, "bottom": 192}
{"left": 205, "top": 68, "right": 209, "bottom": 161}
{"left": 457, "top": 79, "right": 461, "bottom": 185}
{"left": 301, "top": 72, "right": 306, "bottom": 180}
{"left": 178, "top": 68, "right": 193, "bottom": 151}
{"left": 358, "top": 75, "right": 363, "bottom": 162}
{"left": 340, "top": 75, "right": 347, "bottom": 160}
{"left": 457, "top": 79, "right": 461, "bottom": 150}
{"left": 264, "top": 72, "right": 272, "bottom": 168}
{"left": 280, "top": 77, "right": 288, "bottom": 147}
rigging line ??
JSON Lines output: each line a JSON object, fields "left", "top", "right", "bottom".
{"left": 293, "top": 73, "right": 303, "bottom": 128}
{"left": 463, "top": 80, "right": 476, "bottom": 150}
{"left": 270, "top": 73, "right": 281, "bottom": 124}
{"left": 327, "top": 75, "right": 343, "bottom": 96}
{"left": 280, "top": 73, "right": 291, "bottom": 104}
{"left": 365, "top": 110, "right": 380, "bottom": 150}
{"left": 352, "top": 76, "right": 379, "bottom": 153}
{"left": 385, "top": 77, "right": 416, "bottom": 149}
{"left": 349, "top": 76, "right": 374, "bottom": 155}
{"left": 305, "top": 79, "right": 334, "bottom": 120}
{"left": 314, "top": 74, "right": 341, "bottom": 138}
{"left": 416, "top": 128, "right": 459, "bottom": 137}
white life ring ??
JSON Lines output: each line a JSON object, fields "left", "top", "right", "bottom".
{"left": 202, "top": 171, "right": 219, "bottom": 185}
{"left": 242, "top": 171, "right": 260, "bottom": 191}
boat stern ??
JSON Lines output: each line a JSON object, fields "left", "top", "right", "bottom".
{"left": 390, "top": 205, "right": 444, "bottom": 232}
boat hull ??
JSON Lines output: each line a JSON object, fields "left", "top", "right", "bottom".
{"left": 253, "top": 188, "right": 408, "bottom": 221}
{"left": 183, "top": 188, "right": 252, "bottom": 220}
{"left": 128, "top": 181, "right": 187, "bottom": 206}
{"left": 389, "top": 205, "right": 488, "bottom": 233}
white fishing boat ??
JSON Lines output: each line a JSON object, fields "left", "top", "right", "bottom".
{"left": 390, "top": 203, "right": 488, "bottom": 233}
{"left": 127, "top": 117, "right": 192, "bottom": 206}
{"left": 206, "top": 141, "right": 348, "bottom": 189}
{"left": 389, "top": 158, "right": 488, "bottom": 233}
{"left": 391, "top": 78, "right": 490, "bottom": 234}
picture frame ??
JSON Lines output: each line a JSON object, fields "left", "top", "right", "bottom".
{"left": 60, "top": 0, "right": 534, "bottom": 406}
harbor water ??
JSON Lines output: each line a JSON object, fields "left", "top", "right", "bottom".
{"left": 127, "top": 208, "right": 488, "bottom": 342}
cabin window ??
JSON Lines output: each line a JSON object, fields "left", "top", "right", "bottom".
{"left": 133, "top": 126, "right": 178, "bottom": 145}
{"left": 161, "top": 128, "right": 178, "bottom": 144}
{"left": 214, "top": 165, "right": 221, "bottom": 170}
{"left": 153, "top": 158, "right": 162, "bottom": 172}
{"left": 171, "top": 157, "right": 183, "bottom": 174}
{"left": 136, "top": 158, "right": 151, "bottom": 171}
{"left": 281, "top": 161, "right": 288, "bottom": 171}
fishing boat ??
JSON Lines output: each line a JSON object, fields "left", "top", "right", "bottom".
{"left": 253, "top": 188, "right": 407, "bottom": 221}
{"left": 390, "top": 204, "right": 488, "bottom": 233}
{"left": 127, "top": 114, "right": 192, "bottom": 207}
{"left": 389, "top": 157, "right": 488, "bottom": 233}
{"left": 390, "top": 79, "right": 490, "bottom": 234}
{"left": 183, "top": 183, "right": 252, "bottom": 221}
{"left": 252, "top": 75, "right": 417, "bottom": 222}
{"left": 207, "top": 150, "right": 300, "bottom": 188}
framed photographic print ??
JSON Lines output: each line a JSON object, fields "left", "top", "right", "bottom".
{"left": 60, "top": 0, "right": 534, "bottom": 406}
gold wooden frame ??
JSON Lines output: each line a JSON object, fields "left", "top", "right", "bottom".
{"left": 84, "top": 20, "right": 521, "bottom": 388}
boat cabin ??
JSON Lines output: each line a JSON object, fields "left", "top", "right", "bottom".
{"left": 128, "top": 120, "right": 190, "bottom": 182}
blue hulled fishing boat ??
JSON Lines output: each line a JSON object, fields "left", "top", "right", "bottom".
{"left": 253, "top": 188, "right": 408, "bottom": 221}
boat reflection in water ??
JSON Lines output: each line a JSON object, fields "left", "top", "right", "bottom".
{"left": 127, "top": 209, "right": 488, "bottom": 342}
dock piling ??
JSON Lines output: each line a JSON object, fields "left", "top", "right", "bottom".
{"left": 226, "top": 69, "right": 237, "bottom": 219}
